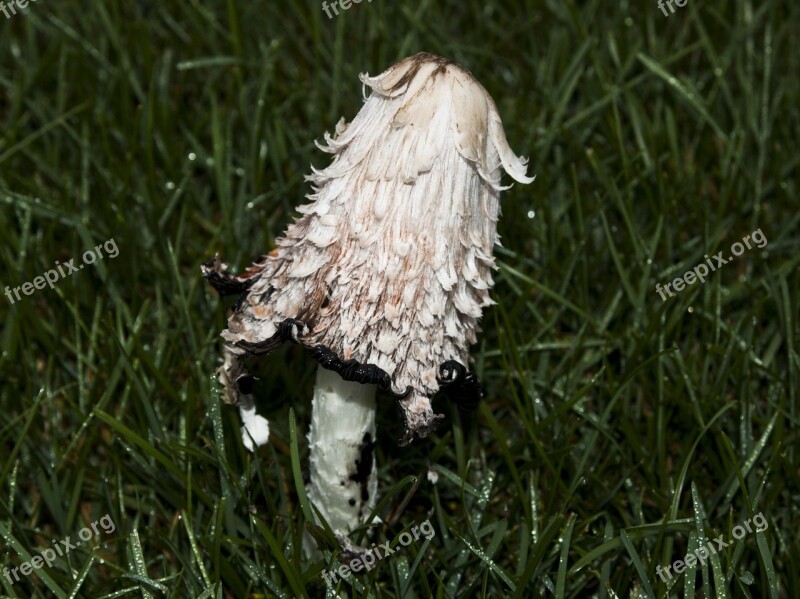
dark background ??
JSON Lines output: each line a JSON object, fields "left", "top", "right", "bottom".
{"left": 0, "top": 0, "right": 797, "bottom": 596}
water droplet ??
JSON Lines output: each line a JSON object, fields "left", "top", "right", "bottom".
{"left": 687, "top": 306, "right": 694, "bottom": 313}
{"left": 188, "top": 152, "right": 197, "bottom": 161}
{"left": 165, "top": 181, "right": 175, "bottom": 190}
{"left": 527, "top": 210, "right": 536, "bottom": 219}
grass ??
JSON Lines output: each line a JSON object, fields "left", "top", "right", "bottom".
{"left": 0, "top": 0, "right": 798, "bottom": 597}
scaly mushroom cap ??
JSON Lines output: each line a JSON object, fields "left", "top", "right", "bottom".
{"left": 205, "top": 52, "right": 534, "bottom": 443}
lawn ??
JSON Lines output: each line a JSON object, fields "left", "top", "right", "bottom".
{"left": 0, "top": 0, "right": 798, "bottom": 597}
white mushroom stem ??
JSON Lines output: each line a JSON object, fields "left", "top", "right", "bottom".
{"left": 306, "top": 365, "right": 378, "bottom": 544}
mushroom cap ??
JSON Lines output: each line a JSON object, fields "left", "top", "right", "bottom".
{"left": 211, "top": 52, "right": 534, "bottom": 442}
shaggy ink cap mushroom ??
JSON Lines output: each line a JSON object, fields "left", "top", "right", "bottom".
{"left": 204, "top": 52, "right": 534, "bottom": 445}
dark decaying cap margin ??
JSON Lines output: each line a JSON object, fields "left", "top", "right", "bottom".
{"left": 202, "top": 256, "right": 482, "bottom": 442}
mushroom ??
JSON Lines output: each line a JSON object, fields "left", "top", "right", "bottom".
{"left": 202, "top": 52, "right": 534, "bottom": 541}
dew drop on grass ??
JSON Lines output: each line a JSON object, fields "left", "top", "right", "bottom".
{"left": 130, "top": 530, "right": 147, "bottom": 573}
{"left": 478, "top": 480, "right": 492, "bottom": 505}
{"left": 527, "top": 210, "right": 536, "bottom": 219}
{"left": 188, "top": 152, "right": 197, "bottom": 161}
{"left": 740, "top": 570, "right": 755, "bottom": 584}
{"left": 165, "top": 181, "right": 175, "bottom": 190}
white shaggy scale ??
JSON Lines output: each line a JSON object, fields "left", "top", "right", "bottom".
{"left": 239, "top": 404, "right": 270, "bottom": 452}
